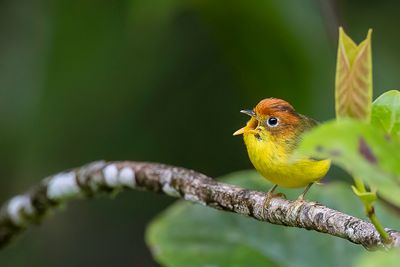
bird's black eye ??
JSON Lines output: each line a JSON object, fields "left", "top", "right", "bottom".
{"left": 267, "top": 117, "right": 279, "bottom": 127}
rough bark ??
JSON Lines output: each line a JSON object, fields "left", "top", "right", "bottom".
{"left": 0, "top": 161, "right": 399, "bottom": 249}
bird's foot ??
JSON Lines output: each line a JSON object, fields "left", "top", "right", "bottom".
{"left": 294, "top": 183, "right": 314, "bottom": 204}
{"left": 261, "top": 192, "right": 286, "bottom": 218}
{"left": 296, "top": 193, "right": 306, "bottom": 201}
{"left": 293, "top": 194, "right": 306, "bottom": 205}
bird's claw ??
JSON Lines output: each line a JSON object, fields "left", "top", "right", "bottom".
{"left": 295, "top": 194, "right": 306, "bottom": 202}
{"left": 261, "top": 192, "right": 286, "bottom": 218}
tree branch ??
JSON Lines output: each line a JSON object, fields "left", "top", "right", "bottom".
{"left": 1, "top": 161, "right": 399, "bottom": 250}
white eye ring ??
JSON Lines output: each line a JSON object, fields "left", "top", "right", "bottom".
{"left": 267, "top": 117, "right": 279, "bottom": 127}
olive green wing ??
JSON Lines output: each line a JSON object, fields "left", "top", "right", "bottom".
{"left": 296, "top": 115, "right": 328, "bottom": 161}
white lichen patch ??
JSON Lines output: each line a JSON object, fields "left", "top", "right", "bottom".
{"left": 184, "top": 193, "right": 206, "bottom": 205}
{"left": 47, "top": 172, "right": 80, "bottom": 200}
{"left": 162, "top": 183, "right": 180, "bottom": 197}
{"left": 103, "top": 164, "right": 119, "bottom": 186}
{"left": 7, "top": 195, "right": 34, "bottom": 225}
{"left": 158, "top": 170, "right": 179, "bottom": 196}
{"left": 118, "top": 167, "right": 136, "bottom": 188}
{"left": 159, "top": 171, "right": 172, "bottom": 184}
{"left": 103, "top": 165, "right": 136, "bottom": 188}
{"left": 346, "top": 227, "right": 355, "bottom": 236}
{"left": 160, "top": 170, "right": 180, "bottom": 197}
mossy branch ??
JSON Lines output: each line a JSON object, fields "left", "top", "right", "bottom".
{"left": 0, "top": 161, "right": 399, "bottom": 250}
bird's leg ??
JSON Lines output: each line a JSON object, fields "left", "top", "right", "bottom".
{"left": 296, "top": 183, "right": 314, "bottom": 201}
{"left": 261, "top": 184, "right": 286, "bottom": 218}
{"left": 266, "top": 184, "right": 286, "bottom": 199}
{"left": 265, "top": 184, "right": 278, "bottom": 203}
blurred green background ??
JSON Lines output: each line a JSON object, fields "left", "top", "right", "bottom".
{"left": 0, "top": 0, "right": 399, "bottom": 266}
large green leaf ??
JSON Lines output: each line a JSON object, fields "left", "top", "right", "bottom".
{"left": 335, "top": 28, "right": 373, "bottom": 121}
{"left": 297, "top": 119, "right": 400, "bottom": 206}
{"left": 146, "top": 170, "right": 400, "bottom": 267}
{"left": 355, "top": 249, "right": 400, "bottom": 267}
{"left": 371, "top": 90, "right": 400, "bottom": 140}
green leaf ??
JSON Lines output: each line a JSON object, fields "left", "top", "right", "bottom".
{"left": 146, "top": 170, "right": 400, "bottom": 267}
{"left": 297, "top": 119, "right": 400, "bottom": 206}
{"left": 335, "top": 28, "right": 373, "bottom": 121}
{"left": 355, "top": 249, "right": 400, "bottom": 267}
{"left": 371, "top": 90, "right": 400, "bottom": 139}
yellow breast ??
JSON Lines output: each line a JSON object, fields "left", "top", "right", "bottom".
{"left": 243, "top": 132, "right": 330, "bottom": 188}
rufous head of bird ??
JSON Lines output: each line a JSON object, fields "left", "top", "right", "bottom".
{"left": 233, "top": 98, "right": 306, "bottom": 142}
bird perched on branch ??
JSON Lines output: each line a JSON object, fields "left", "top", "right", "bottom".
{"left": 233, "top": 98, "right": 330, "bottom": 202}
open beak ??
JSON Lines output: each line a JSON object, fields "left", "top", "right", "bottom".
{"left": 233, "top": 109, "right": 256, "bottom": 136}
{"left": 240, "top": 109, "right": 256, "bottom": 117}
{"left": 233, "top": 127, "right": 246, "bottom": 136}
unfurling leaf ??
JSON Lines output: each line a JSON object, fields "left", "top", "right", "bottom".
{"left": 335, "top": 28, "right": 373, "bottom": 121}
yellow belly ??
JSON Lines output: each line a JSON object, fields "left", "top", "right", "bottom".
{"left": 244, "top": 133, "right": 330, "bottom": 188}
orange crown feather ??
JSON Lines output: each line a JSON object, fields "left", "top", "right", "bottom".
{"left": 254, "top": 98, "right": 295, "bottom": 116}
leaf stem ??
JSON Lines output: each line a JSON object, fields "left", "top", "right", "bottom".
{"left": 353, "top": 177, "right": 390, "bottom": 243}
{"left": 369, "top": 211, "right": 390, "bottom": 244}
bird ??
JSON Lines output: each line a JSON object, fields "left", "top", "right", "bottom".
{"left": 233, "top": 98, "right": 331, "bottom": 203}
